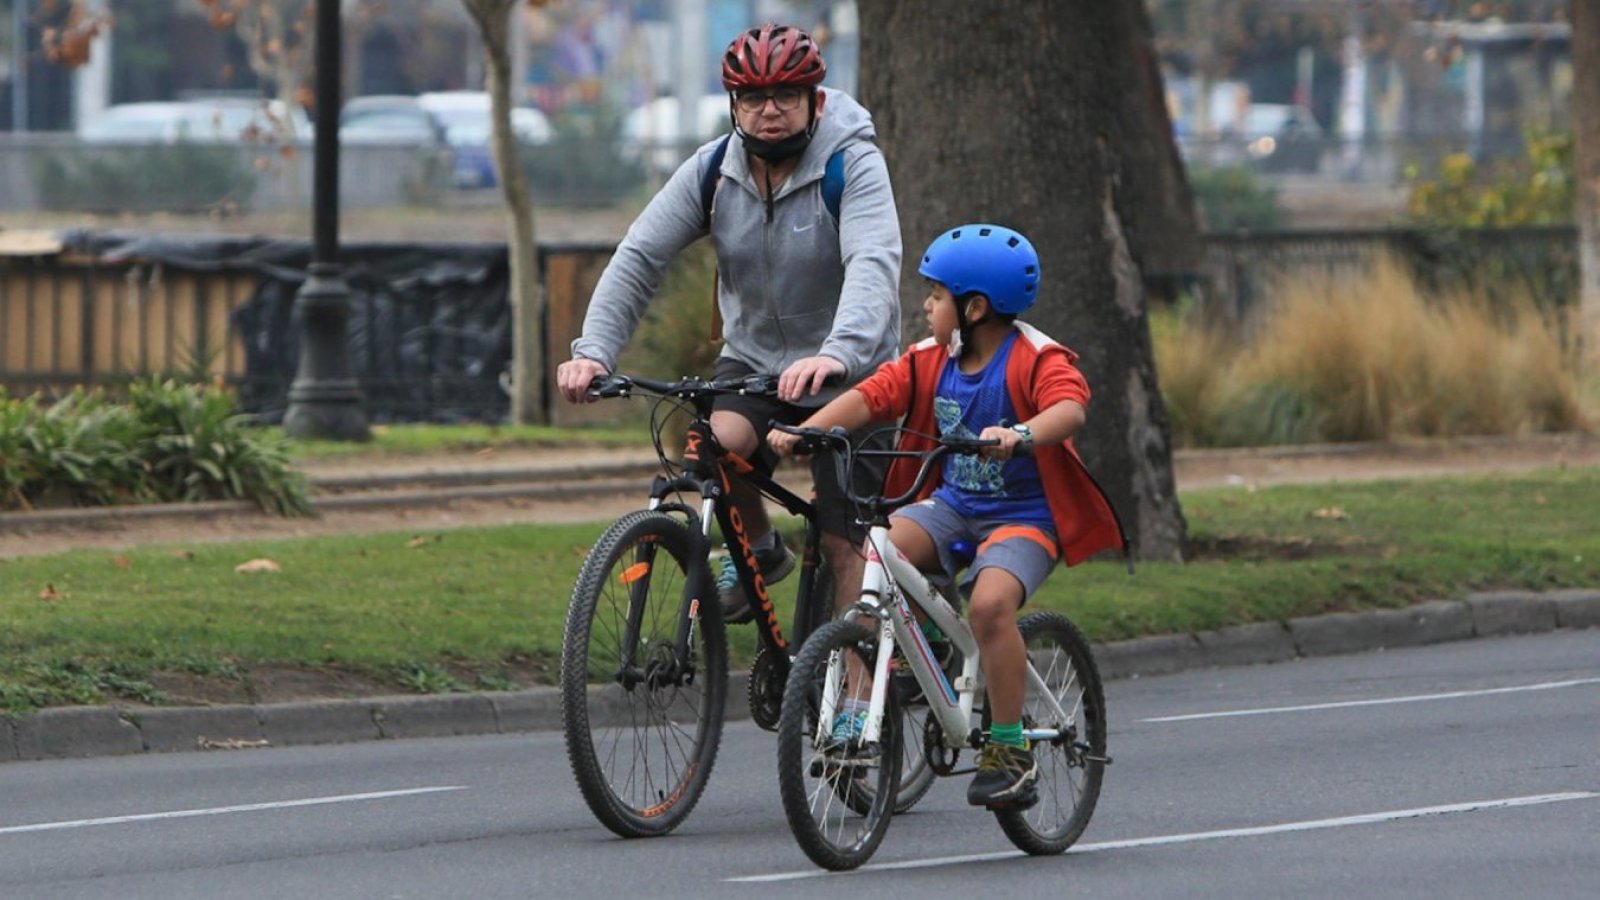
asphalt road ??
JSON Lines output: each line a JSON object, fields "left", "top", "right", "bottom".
{"left": 2, "top": 630, "right": 1595, "bottom": 899}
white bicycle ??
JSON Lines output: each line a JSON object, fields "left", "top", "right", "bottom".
{"left": 771, "top": 425, "right": 1110, "bottom": 871}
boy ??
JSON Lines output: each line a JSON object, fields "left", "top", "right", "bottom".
{"left": 768, "top": 223, "right": 1125, "bottom": 809}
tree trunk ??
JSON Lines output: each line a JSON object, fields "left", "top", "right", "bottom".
{"left": 1574, "top": 0, "right": 1600, "bottom": 374}
{"left": 858, "top": 0, "right": 1191, "bottom": 561}
{"left": 462, "top": 0, "right": 546, "bottom": 424}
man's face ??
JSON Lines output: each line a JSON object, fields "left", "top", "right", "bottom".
{"left": 732, "top": 86, "right": 821, "bottom": 143}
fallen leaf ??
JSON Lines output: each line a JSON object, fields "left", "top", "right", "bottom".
{"left": 112, "top": 555, "right": 131, "bottom": 570}
{"left": 1312, "top": 507, "right": 1349, "bottom": 520}
{"left": 235, "top": 558, "right": 281, "bottom": 574}
{"left": 197, "top": 737, "right": 271, "bottom": 751}
{"left": 174, "top": 550, "right": 196, "bottom": 561}
{"left": 39, "top": 583, "right": 60, "bottom": 601}
{"left": 407, "top": 535, "right": 440, "bottom": 549}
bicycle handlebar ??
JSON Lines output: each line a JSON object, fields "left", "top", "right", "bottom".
{"left": 769, "top": 423, "right": 1006, "bottom": 513}
{"left": 586, "top": 372, "right": 780, "bottom": 403}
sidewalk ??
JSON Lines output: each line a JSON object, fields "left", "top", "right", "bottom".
{"left": 4, "top": 588, "right": 1597, "bottom": 762}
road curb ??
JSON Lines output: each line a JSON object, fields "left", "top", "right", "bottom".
{"left": 2, "top": 590, "right": 1597, "bottom": 764}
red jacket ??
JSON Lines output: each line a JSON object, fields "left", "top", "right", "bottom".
{"left": 853, "top": 323, "right": 1127, "bottom": 566}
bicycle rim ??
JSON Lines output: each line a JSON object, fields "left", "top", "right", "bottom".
{"left": 560, "top": 510, "right": 727, "bottom": 837}
{"left": 776, "top": 619, "right": 900, "bottom": 871}
{"left": 993, "top": 611, "right": 1106, "bottom": 854}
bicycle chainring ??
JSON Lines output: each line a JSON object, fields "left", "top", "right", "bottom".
{"left": 748, "top": 644, "right": 784, "bottom": 732}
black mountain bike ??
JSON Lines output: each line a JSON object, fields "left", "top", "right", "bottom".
{"left": 559, "top": 372, "right": 842, "bottom": 838}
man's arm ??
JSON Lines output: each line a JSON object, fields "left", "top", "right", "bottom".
{"left": 812, "top": 145, "right": 902, "bottom": 382}
{"left": 561, "top": 143, "right": 719, "bottom": 399}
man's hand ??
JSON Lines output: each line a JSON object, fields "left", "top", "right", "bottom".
{"left": 556, "top": 357, "right": 609, "bottom": 404}
{"left": 778, "top": 355, "right": 846, "bottom": 402}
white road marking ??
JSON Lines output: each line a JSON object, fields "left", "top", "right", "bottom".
{"left": 1141, "top": 676, "right": 1600, "bottom": 723}
{"left": 727, "top": 791, "right": 1599, "bottom": 882}
{"left": 0, "top": 786, "right": 467, "bottom": 836}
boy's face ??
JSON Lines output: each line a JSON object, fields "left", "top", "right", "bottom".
{"left": 922, "top": 281, "right": 962, "bottom": 347}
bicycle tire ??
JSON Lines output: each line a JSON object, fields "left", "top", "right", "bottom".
{"left": 776, "top": 618, "right": 901, "bottom": 871}
{"left": 992, "top": 611, "right": 1107, "bottom": 855}
{"left": 560, "top": 510, "right": 727, "bottom": 838}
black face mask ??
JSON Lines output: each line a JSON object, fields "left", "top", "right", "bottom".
{"left": 738, "top": 128, "right": 814, "bottom": 162}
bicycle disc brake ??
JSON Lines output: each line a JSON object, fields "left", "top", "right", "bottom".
{"left": 748, "top": 644, "right": 785, "bottom": 732}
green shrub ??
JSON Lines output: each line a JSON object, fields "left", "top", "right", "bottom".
{"left": 128, "top": 378, "right": 313, "bottom": 516}
{"left": 0, "top": 380, "right": 311, "bottom": 516}
{"left": 1188, "top": 166, "right": 1282, "bottom": 232}
{"left": 36, "top": 143, "right": 256, "bottom": 214}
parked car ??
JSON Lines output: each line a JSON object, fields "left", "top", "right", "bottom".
{"left": 620, "top": 94, "right": 732, "bottom": 174}
{"left": 416, "top": 91, "right": 554, "bottom": 189}
{"left": 338, "top": 95, "right": 449, "bottom": 147}
{"left": 79, "top": 99, "right": 311, "bottom": 145}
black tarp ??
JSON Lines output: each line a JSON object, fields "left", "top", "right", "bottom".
{"left": 61, "top": 230, "right": 514, "bottom": 423}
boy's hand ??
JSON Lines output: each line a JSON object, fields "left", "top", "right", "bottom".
{"left": 767, "top": 427, "right": 803, "bottom": 458}
{"left": 977, "top": 425, "right": 1025, "bottom": 460}
{"left": 556, "top": 357, "right": 608, "bottom": 404}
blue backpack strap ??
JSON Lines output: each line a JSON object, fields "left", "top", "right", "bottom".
{"left": 699, "top": 134, "right": 732, "bottom": 228}
{"left": 702, "top": 137, "right": 847, "bottom": 227}
{"left": 821, "top": 147, "right": 846, "bottom": 224}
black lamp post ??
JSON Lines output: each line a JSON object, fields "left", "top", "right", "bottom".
{"left": 283, "top": 0, "right": 369, "bottom": 441}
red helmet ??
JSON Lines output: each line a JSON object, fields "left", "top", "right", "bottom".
{"left": 721, "top": 24, "right": 826, "bottom": 91}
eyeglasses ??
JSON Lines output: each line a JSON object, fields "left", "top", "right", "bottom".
{"left": 734, "top": 87, "right": 808, "bottom": 113}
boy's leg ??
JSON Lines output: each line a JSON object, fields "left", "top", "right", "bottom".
{"left": 963, "top": 526, "right": 1058, "bottom": 808}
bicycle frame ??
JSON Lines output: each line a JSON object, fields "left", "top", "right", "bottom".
{"left": 821, "top": 522, "right": 1076, "bottom": 752}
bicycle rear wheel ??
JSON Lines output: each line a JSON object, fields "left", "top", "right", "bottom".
{"left": 561, "top": 510, "right": 727, "bottom": 837}
{"left": 776, "top": 619, "right": 901, "bottom": 871}
{"left": 992, "top": 611, "right": 1107, "bottom": 855}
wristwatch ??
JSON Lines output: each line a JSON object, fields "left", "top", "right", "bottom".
{"left": 1009, "top": 422, "right": 1035, "bottom": 454}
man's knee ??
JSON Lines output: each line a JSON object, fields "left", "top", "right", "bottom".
{"left": 710, "top": 410, "right": 759, "bottom": 458}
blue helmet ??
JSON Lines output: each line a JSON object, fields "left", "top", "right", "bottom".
{"left": 917, "top": 224, "right": 1040, "bottom": 315}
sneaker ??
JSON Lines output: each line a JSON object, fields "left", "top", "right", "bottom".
{"left": 829, "top": 708, "right": 869, "bottom": 748}
{"left": 717, "top": 539, "right": 796, "bottom": 623}
{"left": 967, "top": 742, "right": 1039, "bottom": 809}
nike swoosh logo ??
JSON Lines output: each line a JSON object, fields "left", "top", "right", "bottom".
{"left": 793, "top": 222, "right": 817, "bottom": 234}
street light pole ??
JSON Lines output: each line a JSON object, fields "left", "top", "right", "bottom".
{"left": 283, "top": 0, "right": 369, "bottom": 441}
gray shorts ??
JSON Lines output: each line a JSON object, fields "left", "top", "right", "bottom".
{"left": 892, "top": 497, "right": 1059, "bottom": 603}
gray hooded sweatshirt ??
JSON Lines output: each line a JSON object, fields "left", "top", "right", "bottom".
{"left": 571, "top": 88, "right": 902, "bottom": 407}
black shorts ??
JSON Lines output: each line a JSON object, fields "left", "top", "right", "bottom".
{"left": 712, "top": 357, "right": 888, "bottom": 541}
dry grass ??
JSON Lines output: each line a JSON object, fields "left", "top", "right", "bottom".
{"left": 1156, "top": 256, "right": 1592, "bottom": 446}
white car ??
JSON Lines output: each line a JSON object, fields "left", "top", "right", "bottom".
{"left": 621, "top": 94, "right": 732, "bottom": 174}
{"left": 416, "top": 91, "right": 554, "bottom": 188}
{"left": 80, "top": 100, "right": 312, "bottom": 145}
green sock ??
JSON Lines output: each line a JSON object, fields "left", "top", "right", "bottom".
{"left": 990, "top": 721, "right": 1026, "bottom": 749}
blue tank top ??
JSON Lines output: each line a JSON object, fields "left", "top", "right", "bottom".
{"left": 929, "top": 332, "right": 1054, "bottom": 532}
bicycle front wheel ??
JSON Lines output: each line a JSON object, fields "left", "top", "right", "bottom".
{"left": 993, "top": 611, "right": 1107, "bottom": 855}
{"left": 776, "top": 618, "right": 901, "bottom": 871}
{"left": 560, "top": 510, "right": 727, "bottom": 838}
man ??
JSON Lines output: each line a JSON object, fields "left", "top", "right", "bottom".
{"left": 555, "top": 23, "right": 902, "bottom": 621}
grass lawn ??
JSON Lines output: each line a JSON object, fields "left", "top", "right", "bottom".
{"left": 2, "top": 466, "right": 1596, "bottom": 712}
{"left": 276, "top": 422, "right": 644, "bottom": 460}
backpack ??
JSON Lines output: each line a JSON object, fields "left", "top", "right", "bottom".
{"left": 698, "top": 134, "right": 847, "bottom": 228}
{"left": 698, "top": 134, "right": 848, "bottom": 342}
